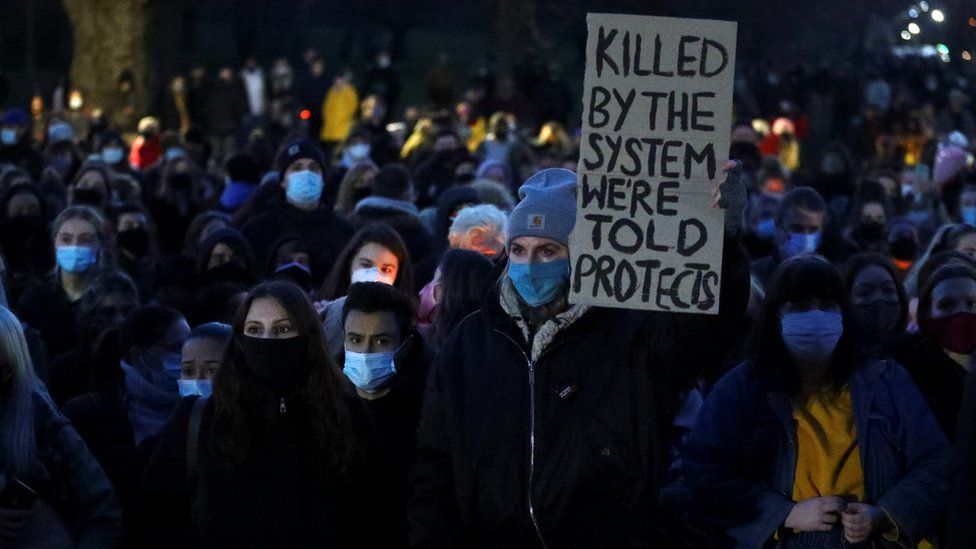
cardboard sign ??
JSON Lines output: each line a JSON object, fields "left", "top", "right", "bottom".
{"left": 570, "top": 13, "right": 737, "bottom": 314}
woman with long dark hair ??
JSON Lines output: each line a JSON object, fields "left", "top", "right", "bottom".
{"left": 422, "top": 248, "right": 495, "bottom": 351}
{"left": 318, "top": 223, "right": 413, "bottom": 355}
{"left": 139, "top": 281, "right": 379, "bottom": 548}
{"left": 685, "top": 256, "right": 948, "bottom": 547}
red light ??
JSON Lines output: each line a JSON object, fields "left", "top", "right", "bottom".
{"left": 300, "top": 109, "right": 311, "bottom": 120}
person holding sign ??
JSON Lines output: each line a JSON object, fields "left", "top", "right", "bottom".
{"left": 408, "top": 164, "right": 750, "bottom": 547}
{"left": 684, "top": 256, "right": 948, "bottom": 547}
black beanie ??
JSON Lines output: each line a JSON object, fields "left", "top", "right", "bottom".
{"left": 275, "top": 139, "right": 326, "bottom": 177}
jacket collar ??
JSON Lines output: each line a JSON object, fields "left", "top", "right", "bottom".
{"left": 498, "top": 278, "right": 590, "bottom": 361}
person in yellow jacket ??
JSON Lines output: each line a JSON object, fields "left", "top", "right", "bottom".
{"left": 320, "top": 68, "right": 359, "bottom": 159}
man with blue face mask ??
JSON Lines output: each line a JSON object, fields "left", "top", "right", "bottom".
{"left": 242, "top": 138, "right": 355, "bottom": 288}
{"left": 409, "top": 166, "right": 751, "bottom": 547}
{"left": 340, "top": 282, "right": 432, "bottom": 547}
{"left": 751, "top": 186, "right": 827, "bottom": 292}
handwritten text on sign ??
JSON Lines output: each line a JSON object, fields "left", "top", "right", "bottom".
{"left": 570, "top": 14, "right": 737, "bottom": 314}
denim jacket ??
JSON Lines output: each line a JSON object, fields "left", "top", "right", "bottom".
{"left": 684, "top": 360, "right": 949, "bottom": 548}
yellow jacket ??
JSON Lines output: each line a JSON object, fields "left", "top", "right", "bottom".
{"left": 320, "top": 84, "right": 359, "bottom": 142}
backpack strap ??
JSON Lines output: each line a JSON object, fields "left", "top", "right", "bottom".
{"left": 186, "top": 396, "right": 209, "bottom": 488}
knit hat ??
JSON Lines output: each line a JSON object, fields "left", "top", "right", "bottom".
{"left": 1, "top": 108, "right": 28, "bottom": 127}
{"left": 506, "top": 168, "right": 577, "bottom": 247}
{"left": 276, "top": 139, "right": 326, "bottom": 176}
{"left": 933, "top": 144, "right": 968, "bottom": 186}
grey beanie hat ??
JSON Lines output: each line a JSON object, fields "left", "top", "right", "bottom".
{"left": 506, "top": 168, "right": 577, "bottom": 247}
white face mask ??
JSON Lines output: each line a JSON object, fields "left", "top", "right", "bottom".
{"left": 351, "top": 267, "right": 394, "bottom": 286}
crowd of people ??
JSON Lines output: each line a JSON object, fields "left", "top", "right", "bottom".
{"left": 0, "top": 41, "right": 974, "bottom": 548}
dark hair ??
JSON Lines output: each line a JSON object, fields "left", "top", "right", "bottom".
{"left": 755, "top": 255, "right": 858, "bottom": 397}
{"left": 372, "top": 163, "right": 411, "bottom": 199}
{"left": 119, "top": 305, "right": 184, "bottom": 361}
{"left": 188, "top": 281, "right": 247, "bottom": 327}
{"left": 114, "top": 203, "right": 161, "bottom": 260}
{"left": 431, "top": 249, "right": 494, "bottom": 348}
{"left": 182, "top": 211, "right": 231, "bottom": 257}
{"left": 917, "top": 263, "right": 976, "bottom": 333}
{"left": 841, "top": 253, "right": 909, "bottom": 332}
{"left": 187, "top": 322, "right": 232, "bottom": 344}
{"left": 211, "top": 281, "right": 359, "bottom": 471}
{"left": 776, "top": 186, "right": 826, "bottom": 227}
{"left": 847, "top": 180, "right": 892, "bottom": 227}
{"left": 319, "top": 223, "right": 414, "bottom": 300}
{"left": 268, "top": 236, "right": 311, "bottom": 276}
{"left": 917, "top": 250, "right": 976, "bottom": 295}
{"left": 937, "top": 224, "right": 976, "bottom": 255}
{"left": 342, "top": 282, "right": 416, "bottom": 341}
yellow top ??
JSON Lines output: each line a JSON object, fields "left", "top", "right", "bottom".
{"left": 791, "top": 387, "right": 865, "bottom": 503}
{"left": 320, "top": 85, "right": 359, "bottom": 143}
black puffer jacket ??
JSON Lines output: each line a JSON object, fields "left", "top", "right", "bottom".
{"left": 408, "top": 237, "right": 749, "bottom": 548}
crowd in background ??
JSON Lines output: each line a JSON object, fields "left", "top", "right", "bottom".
{"left": 0, "top": 41, "right": 974, "bottom": 548}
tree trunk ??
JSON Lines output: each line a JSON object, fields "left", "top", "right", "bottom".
{"left": 62, "top": 0, "right": 150, "bottom": 131}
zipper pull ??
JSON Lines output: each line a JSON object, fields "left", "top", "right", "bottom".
{"left": 279, "top": 397, "right": 287, "bottom": 413}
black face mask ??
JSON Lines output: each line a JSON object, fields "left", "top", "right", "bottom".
{"left": 205, "top": 261, "right": 252, "bottom": 286}
{"left": 889, "top": 237, "right": 919, "bottom": 260}
{"left": 73, "top": 188, "right": 105, "bottom": 207}
{"left": 857, "top": 220, "right": 885, "bottom": 243}
{"left": 168, "top": 173, "right": 193, "bottom": 191}
{"left": 117, "top": 227, "right": 151, "bottom": 258}
{"left": 238, "top": 335, "right": 309, "bottom": 391}
{"left": 851, "top": 300, "right": 902, "bottom": 348}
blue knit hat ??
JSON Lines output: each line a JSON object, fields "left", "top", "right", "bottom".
{"left": 506, "top": 168, "right": 577, "bottom": 247}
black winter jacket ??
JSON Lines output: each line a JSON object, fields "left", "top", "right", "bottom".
{"left": 408, "top": 237, "right": 749, "bottom": 548}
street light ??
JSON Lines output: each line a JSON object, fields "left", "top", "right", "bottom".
{"left": 909, "top": 8, "right": 919, "bottom": 18}
{"left": 931, "top": 9, "right": 945, "bottom": 22}
{"left": 937, "top": 43, "right": 949, "bottom": 55}
{"left": 901, "top": 30, "right": 913, "bottom": 40}
{"left": 908, "top": 22, "right": 921, "bottom": 34}
{"left": 963, "top": 51, "right": 972, "bottom": 61}
{"left": 919, "top": 1, "right": 929, "bottom": 11}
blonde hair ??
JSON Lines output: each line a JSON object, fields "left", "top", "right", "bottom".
{"left": 0, "top": 306, "right": 42, "bottom": 477}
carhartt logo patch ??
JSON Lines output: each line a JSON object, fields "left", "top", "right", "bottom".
{"left": 528, "top": 214, "right": 545, "bottom": 230}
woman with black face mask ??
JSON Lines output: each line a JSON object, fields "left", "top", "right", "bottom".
{"left": 195, "top": 228, "right": 257, "bottom": 289}
{"left": 115, "top": 204, "right": 160, "bottom": 302}
{"left": 0, "top": 184, "right": 53, "bottom": 304}
{"left": 147, "top": 157, "right": 205, "bottom": 255}
{"left": 139, "top": 281, "right": 382, "bottom": 548}
{"left": 842, "top": 253, "right": 909, "bottom": 359}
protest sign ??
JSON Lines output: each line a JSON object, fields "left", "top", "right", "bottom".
{"left": 570, "top": 13, "right": 737, "bottom": 314}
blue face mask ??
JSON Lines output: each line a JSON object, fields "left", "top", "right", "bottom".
{"left": 101, "top": 147, "right": 124, "bottom": 165}
{"left": 1, "top": 128, "right": 17, "bottom": 145}
{"left": 56, "top": 245, "right": 98, "bottom": 273}
{"left": 778, "top": 231, "right": 821, "bottom": 260}
{"left": 780, "top": 310, "right": 843, "bottom": 361}
{"left": 755, "top": 218, "right": 777, "bottom": 240}
{"left": 508, "top": 258, "right": 571, "bottom": 307}
{"left": 343, "top": 349, "right": 397, "bottom": 392}
{"left": 962, "top": 206, "right": 976, "bottom": 228}
{"left": 285, "top": 170, "right": 323, "bottom": 206}
{"left": 178, "top": 379, "right": 213, "bottom": 398}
